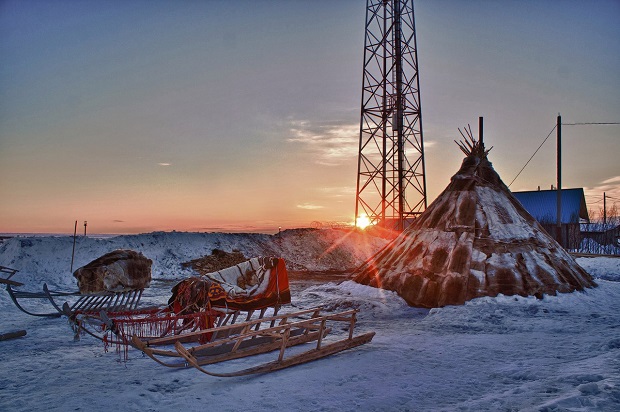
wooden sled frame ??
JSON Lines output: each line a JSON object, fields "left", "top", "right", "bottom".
{"left": 69, "top": 304, "right": 275, "bottom": 351}
{"left": 1, "top": 266, "right": 63, "bottom": 318}
{"left": 43, "top": 283, "right": 144, "bottom": 317}
{"left": 2, "top": 264, "right": 145, "bottom": 319}
{"left": 132, "top": 308, "right": 375, "bottom": 376}
{"left": 130, "top": 307, "right": 324, "bottom": 366}
{"left": 5, "top": 283, "right": 68, "bottom": 318}
{"left": 0, "top": 266, "right": 23, "bottom": 287}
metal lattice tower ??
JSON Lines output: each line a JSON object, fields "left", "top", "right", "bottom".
{"left": 355, "top": 0, "right": 427, "bottom": 232}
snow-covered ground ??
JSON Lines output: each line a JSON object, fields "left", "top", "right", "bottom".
{"left": 0, "top": 231, "right": 619, "bottom": 411}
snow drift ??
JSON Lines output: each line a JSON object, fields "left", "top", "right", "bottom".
{"left": 0, "top": 231, "right": 618, "bottom": 411}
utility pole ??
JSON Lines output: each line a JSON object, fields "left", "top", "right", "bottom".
{"left": 71, "top": 221, "right": 77, "bottom": 272}
{"left": 603, "top": 192, "right": 607, "bottom": 225}
{"left": 556, "top": 114, "right": 562, "bottom": 245}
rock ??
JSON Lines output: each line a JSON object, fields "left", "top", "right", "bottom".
{"left": 181, "top": 249, "right": 248, "bottom": 275}
{"left": 73, "top": 249, "right": 152, "bottom": 293}
{"left": 577, "top": 382, "right": 600, "bottom": 395}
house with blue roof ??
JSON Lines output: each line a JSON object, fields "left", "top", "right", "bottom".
{"left": 512, "top": 188, "right": 589, "bottom": 249}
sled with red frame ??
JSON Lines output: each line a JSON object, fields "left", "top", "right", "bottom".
{"left": 61, "top": 256, "right": 295, "bottom": 356}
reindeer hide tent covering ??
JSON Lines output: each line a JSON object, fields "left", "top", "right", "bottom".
{"left": 354, "top": 138, "right": 596, "bottom": 308}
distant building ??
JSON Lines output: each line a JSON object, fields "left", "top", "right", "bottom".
{"left": 581, "top": 223, "right": 620, "bottom": 248}
{"left": 512, "top": 188, "right": 589, "bottom": 249}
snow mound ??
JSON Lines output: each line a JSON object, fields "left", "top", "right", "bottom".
{"left": 576, "top": 257, "right": 620, "bottom": 282}
{"left": 0, "top": 229, "right": 387, "bottom": 289}
{"left": 298, "top": 280, "right": 415, "bottom": 318}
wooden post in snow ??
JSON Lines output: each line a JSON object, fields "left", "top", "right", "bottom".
{"left": 71, "top": 220, "right": 77, "bottom": 272}
{"left": 603, "top": 192, "right": 607, "bottom": 225}
{"left": 556, "top": 114, "right": 562, "bottom": 246}
{"left": 0, "top": 330, "right": 26, "bottom": 341}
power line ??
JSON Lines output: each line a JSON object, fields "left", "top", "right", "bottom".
{"left": 508, "top": 125, "right": 556, "bottom": 188}
{"left": 563, "top": 122, "right": 620, "bottom": 126}
{"left": 509, "top": 120, "right": 619, "bottom": 189}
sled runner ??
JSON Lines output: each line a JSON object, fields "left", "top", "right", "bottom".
{"left": 5, "top": 283, "right": 68, "bottom": 318}
{"left": 2, "top": 265, "right": 75, "bottom": 317}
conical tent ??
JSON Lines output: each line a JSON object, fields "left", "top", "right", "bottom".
{"left": 354, "top": 136, "right": 596, "bottom": 308}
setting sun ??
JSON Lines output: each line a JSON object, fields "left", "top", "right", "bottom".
{"left": 356, "top": 214, "right": 372, "bottom": 229}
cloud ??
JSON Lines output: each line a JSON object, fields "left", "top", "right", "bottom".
{"left": 287, "top": 120, "right": 359, "bottom": 166}
{"left": 318, "top": 186, "right": 356, "bottom": 198}
{"left": 158, "top": 163, "right": 171, "bottom": 166}
{"left": 296, "top": 203, "right": 325, "bottom": 210}
{"left": 286, "top": 119, "right": 435, "bottom": 166}
{"left": 601, "top": 176, "right": 620, "bottom": 185}
{"left": 584, "top": 175, "right": 620, "bottom": 208}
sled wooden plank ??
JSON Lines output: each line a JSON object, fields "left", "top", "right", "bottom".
{"left": 0, "top": 330, "right": 27, "bottom": 341}
{"left": 44, "top": 283, "right": 144, "bottom": 318}
{"left": 135, "top": 308, "right": 360, "bottom": 369}
{"left": 127, "top": 289, "right": 143, "bottom": 310}
{"left": 0, "top": 278, "right": 23, "bottom": 287}
{"left": 137, "top": 307, "right": 323, "bottom": 347}
{"left": 180, "top": 313, "right": 338, "bottom": 354}
{"left": 194, "top": 328, "right": 330, "bottom": 366}
{"left": 137, "top": 317, "right": 308, "bottom": 355}
{"left": 132, "top": 327, "right": 330, "bottom": 368}
{"left": 0, "top": 266, "right": 21, "bottom": 286}
{"left": 175, "top": 332, "right": 376, "bottom": 377}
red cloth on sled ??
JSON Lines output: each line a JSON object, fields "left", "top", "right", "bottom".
{"left": 169, "top": 257, "right": 291, "bottom": 313}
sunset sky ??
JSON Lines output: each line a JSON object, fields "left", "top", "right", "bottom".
{"left": 1, "top": 0, "right": 619, "bottom": 234}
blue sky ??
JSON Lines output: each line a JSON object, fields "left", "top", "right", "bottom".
{"left": 1, "top": 0, "right": 619, "bottom": 234}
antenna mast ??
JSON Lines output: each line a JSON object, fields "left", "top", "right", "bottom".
{"left": 355, "top": 0, "right": 427, "bottom": 232}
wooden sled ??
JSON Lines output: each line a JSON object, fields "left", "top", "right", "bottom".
{"left": 2, "top": 266, "right": 61, "bottom": 317}
{"left": 132, "top": 307, "right": 375, "bottom": 376}
{"left": 2, "top": 265, "right": 79, "bottom": 317}
{"left": 74, "top": 302, "right": 293, "bottom": 359}
{"left": 60, "top": 256, "right": 293, "bottom": 354}
{"left": 130, "top": 307, "right": 326, "bottom": 367}
{"left": 2, "top": 265, "right": 145, "bottom": 319}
